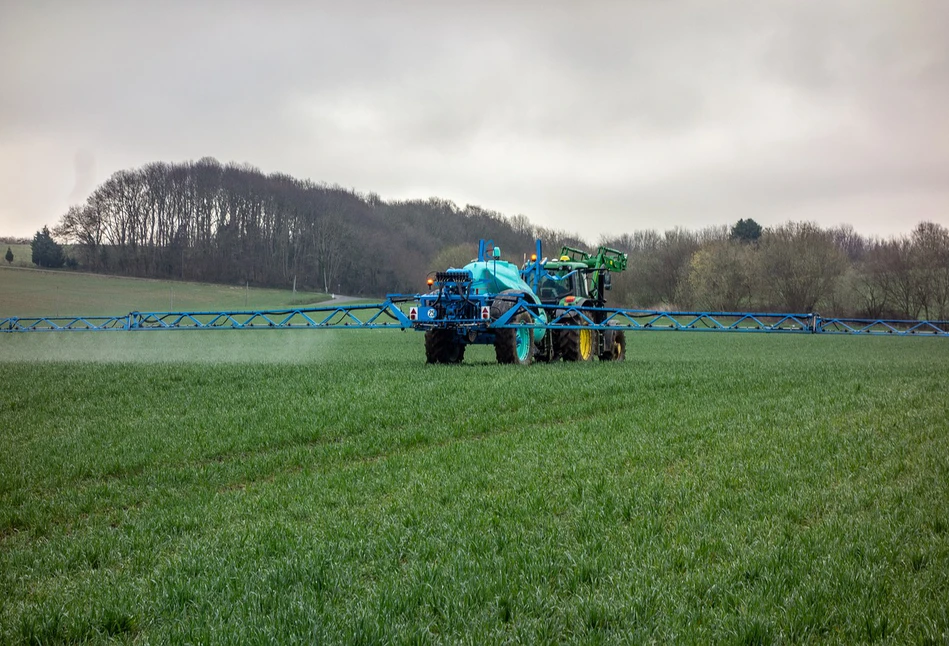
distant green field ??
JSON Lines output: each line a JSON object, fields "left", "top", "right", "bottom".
{"left": 1, "top": 244, "right": 32, "bottom": 268}
{"left": 1, "top": 325, "right": 948, "bottom": 643}
{"left": 0, "top": 266, "right": 330, "bottom": 316}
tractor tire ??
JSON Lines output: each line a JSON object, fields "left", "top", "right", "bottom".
{"left": 555, "top": 315, "right": 594, "bottom": 362}
{"left": 425, "top": 330, "right": 465, "bottom": 364}
{"left": 494, "top": 310, "right": 534, "bottom": 365}
{"left": 491, "top": 290, "right": 534, "bottom": 366}
{"left": 599, "top": 328, "right": 627, "bottom": 361}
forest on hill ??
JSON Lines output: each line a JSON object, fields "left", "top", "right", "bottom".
{"left": 50, "top": 158, "right": 560, "bottom": 296}
{"left": 45, "top": 158, "right": 949, "bottom": 319}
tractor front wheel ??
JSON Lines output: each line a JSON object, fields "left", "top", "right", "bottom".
{"left": 599, "top": 328, "right": 626, "bottom": 361}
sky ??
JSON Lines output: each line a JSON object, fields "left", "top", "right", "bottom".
{"left": 1, "top": 0, "right": 948, "bottom": 241}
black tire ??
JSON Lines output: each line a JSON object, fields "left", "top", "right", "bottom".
{"left": 599, "top": 328, "right": 626, "bottom": 361}
{"left": 491, "top": 290, "right": 534, "bottom": 365}
{"left": 555, "top": 315, "right": 594, "bottom": 362}
{"left": 494, "top": 311, "right": 534, "bottom": 365}
{"left": 425, "top": 329, "right": 465, "bottom": 364}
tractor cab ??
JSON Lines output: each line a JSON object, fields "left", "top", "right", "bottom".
{"left": 536, "top": 262, "right": 591, "bottom": 304}
{"left": 529, "top": 245, "right": 627, "bottom": 308}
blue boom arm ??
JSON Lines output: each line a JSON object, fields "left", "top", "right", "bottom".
{"left": 2, "top": 299, "right": 946, "bottom": 336}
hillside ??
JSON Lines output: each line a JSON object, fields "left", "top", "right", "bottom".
{"left": 49, "top": 158, "right": 584, "bottom": 298}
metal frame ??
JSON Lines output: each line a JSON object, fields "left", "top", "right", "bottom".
{"left": 489, "top": 299, "right": 948, "bottom": 336}
{"left": 2, "top": 298, "right": 946, "bottom": 336}
{"left": 0, "top": 301, "right": 413, "bottom": 332}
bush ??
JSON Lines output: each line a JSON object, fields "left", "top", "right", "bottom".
{"left": 31, "top": 227, "right": 65, "bottom": 268}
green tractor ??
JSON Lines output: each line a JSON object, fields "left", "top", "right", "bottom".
{"left": 529, "top": 244, "right": 628, "bottom": 362}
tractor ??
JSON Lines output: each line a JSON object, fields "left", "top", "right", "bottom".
{"left": 410, "top": 240, "right": 627, "bottom": 365}
{"left": 528, "top": 243, "right": 628, "bottom": 363}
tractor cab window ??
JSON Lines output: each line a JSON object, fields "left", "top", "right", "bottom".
{"left": 575, "top": 273, "right": 591, "bottom": 298}
{"left": 537, "top": 271, "right": 588, "bottom": 302}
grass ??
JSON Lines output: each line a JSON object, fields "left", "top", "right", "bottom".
{"left": 0, "top": 265, "right": 330, "bottom": 316}
{"left": 1, "top": 244, "right": 33, "bottom": 268}
{"left": 1, "top": 326, "right": 948, "bottom": 643}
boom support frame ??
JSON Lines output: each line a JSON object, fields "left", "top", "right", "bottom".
{"left": 2, "top": 299, "right": 946, "bottom": 337}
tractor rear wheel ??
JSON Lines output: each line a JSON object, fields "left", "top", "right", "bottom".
{"left": 599, "top": 328, "right": 626, "bottom": 361}
{"left": 556, "top": 315, "right": 594, "bottom": 362}
{"left": 425, "top": 330, "right": 465, "bottom": 364}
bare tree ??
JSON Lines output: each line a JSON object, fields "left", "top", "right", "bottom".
{"left": 828, "top": 224, "right": 868, "bottom": 263}
{"left": 910, "top": 222, "right": 949, "bottom": 319}
{"left": 758, "top": 222, "right": 846, "bottom": 312}
{"left": 312, "top": 215, "right": 351, "bottom": 294}
{"left": 852, "top": 241, "right": 892, "bottom": 318}
{"left": 875, "top": 238, "right": 924, "bottom": 319}
{"left": 687, "top": 241, "right": 755, "bottom": 311}
{"left": 648, "top": 228, "right": 701, "bottom": 306}
{"left": 54, "top": 204, "right": 105, "bottom": 270}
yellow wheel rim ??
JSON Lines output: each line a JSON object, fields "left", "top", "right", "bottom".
{"left": 579, "top": 328, "right": 593, "bottom": 360}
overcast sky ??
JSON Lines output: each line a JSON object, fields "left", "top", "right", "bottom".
{"left": 1, "top": 0, "right": 947, "bottom": 241}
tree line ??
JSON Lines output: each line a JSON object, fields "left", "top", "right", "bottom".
{"left": 48, "top": 158, "right": 948, "bottom": 319}
{"left": 601, "top": 220, "right": 949, "bottom": 320}
{"left": 52, "top": 158, "right": 545, "bottom": 295}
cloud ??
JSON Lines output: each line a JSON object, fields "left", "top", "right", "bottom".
{"left": 1, "top": 0, "right": 947, "bottom": 239}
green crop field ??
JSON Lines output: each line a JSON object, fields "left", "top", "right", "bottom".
{"left": 0, "top": 266, "right": 330, "bottom": 316}
{"left": 1, "top": 276, "right": 948, "bottom": 643}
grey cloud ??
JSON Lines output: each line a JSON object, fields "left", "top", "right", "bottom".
{"left": 1, "top": 0, "right": 947, "bottom": 239}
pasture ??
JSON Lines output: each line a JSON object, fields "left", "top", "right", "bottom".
{"left": 0, "top": 266, "right": 329, "bottom": 317}
{"left": 1, "top": 244, "right": 33, "bottom": 269}
{"left": 1, "top": 274, "right": 948, "bottom": 643}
